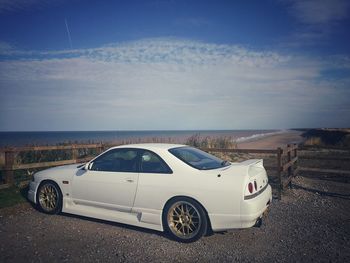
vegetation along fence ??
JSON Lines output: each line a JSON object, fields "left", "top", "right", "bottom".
{"left": 0, "top": 143, "right": 301, "bottom": 199}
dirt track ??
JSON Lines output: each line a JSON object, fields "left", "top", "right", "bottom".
{"left": 1, "top": 176, "right": 349, "bottom": 263}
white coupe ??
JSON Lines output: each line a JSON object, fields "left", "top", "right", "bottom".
{"left": 28, "top": 144, "right": 272, "bottom": 242}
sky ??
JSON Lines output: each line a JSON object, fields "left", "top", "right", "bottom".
{"left": 0, "top": 0, "right": 349, "bottom": 131}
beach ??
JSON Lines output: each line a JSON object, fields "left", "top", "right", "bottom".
{"left": 237, "top": 130, "right": 304, "bottom": 149}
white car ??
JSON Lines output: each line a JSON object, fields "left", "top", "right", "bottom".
{"left": 28, "top": 143, "right": 272, "bottom": 242}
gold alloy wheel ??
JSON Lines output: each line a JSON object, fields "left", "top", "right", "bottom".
{"left": 167, "top": 201, "right": 201, "bottom": 239}
{"left": 38, "top": 184, "right": 58, "bottom": 212}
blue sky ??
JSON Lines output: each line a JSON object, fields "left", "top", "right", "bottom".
{"left": 0, "top": 0, "right": 350, "bottom": 131}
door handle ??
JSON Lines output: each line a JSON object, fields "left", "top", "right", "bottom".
{"left": 126, "top": 179, "right": 134, "bottom": 183}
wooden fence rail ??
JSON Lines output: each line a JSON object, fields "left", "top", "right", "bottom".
{"left": 297, "top": 146, "right": 350, "bottom": 177}
{"left": 0, "top": 144, "right": 105, "bottom": 186}
{"left": 0, "top": 143, "right": 299, "bottom": 199}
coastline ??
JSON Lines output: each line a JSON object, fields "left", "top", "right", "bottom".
{"left": 0, "top": 129, "right": 305, "bottom": 149}
{"left": 0, "top": 129, "right": 281, "bottom": 147}
{"left": 236, "top": 130, "right": 304, "bottom": 149}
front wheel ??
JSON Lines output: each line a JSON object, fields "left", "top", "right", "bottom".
{"left": 163, "top": 197, "right": 207, "bottom": 243}
{"left": 36, "top": 181, "right": 62, "bottom": 214}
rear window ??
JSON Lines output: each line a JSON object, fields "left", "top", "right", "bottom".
{"left": 169, "top": 146, "right": 230, "bottom": 170}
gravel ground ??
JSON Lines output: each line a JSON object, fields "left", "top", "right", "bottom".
{"left": 1, "top": 176, "right": 349, "bottom": 263}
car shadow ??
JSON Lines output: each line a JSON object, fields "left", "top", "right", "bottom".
{"left": 291, "top": 183, "right": 350, "bottom": 200}
{"left": 299, "top": 172, "right": 350, "bottom": 184}
{"left": 20, "top": 186, "right": 40, "bottom": 210}
{"left": 24, "top": 195, "right": 168, "bottom": 238}
{"left": 19, "top": 185, "right": 29, "bottom": 199}
{"left": 59, "top": 212, "right": 167, "bottom": 238}
{"left": 19, "top": 185, "right": 35, "bottom": 205}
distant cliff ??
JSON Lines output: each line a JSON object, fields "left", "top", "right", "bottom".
{"left": 301, "top": 129, "right": 350, "bottom": 147}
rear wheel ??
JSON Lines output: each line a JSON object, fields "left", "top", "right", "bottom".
{"left": 36, "top": 181, "right": 62, "bottom": 214}
{"left": 163, "top": 197, "right": 207, "bottom": 243}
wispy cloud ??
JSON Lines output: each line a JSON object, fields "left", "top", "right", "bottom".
{"left": 280, "top": 0, "right": 350, "bottom": 45}
{"left": 0, "top": 0, "right": 61, "bottom": 13}
{"left": 287, "top": 0, "right": 349, "bottom": 25}
{"left": 0, "top": 41, "right": 12, "bottom": 50}
{"left": 0, "top": 38, "right": 349, "bottom": 130}
{"left": 0, "top": 38, "right": 290, "bottom": 66}
{"left": 174, "top": 17, "right": 211, "bottom": 28}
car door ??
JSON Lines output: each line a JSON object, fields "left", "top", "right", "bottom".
{"left": 132, "top": 150, "right": 173, "bottom": 211}
{"left": 71, "top": 148, "right": 139, "bottom": 213}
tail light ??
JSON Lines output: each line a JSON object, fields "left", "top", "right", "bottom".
{"left": 248, "top": 182, "right": 253, "bottom": 193}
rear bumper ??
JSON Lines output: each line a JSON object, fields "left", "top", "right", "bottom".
{"left": 240, "top": 184, "right": 272, "bottom": 228}
{"left": 208, "top": 184, "right": 272, "bottom": 231}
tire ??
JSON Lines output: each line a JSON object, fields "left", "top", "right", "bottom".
{"left": 163, "top": 197, "right": 208, "bottom": 243}
{"left": 36, "top": 181, "right": 62, "bottom": 214}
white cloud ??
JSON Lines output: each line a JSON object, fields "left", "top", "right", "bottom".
{"left": 0, "top": 38, "right": 349, "bottom": 130}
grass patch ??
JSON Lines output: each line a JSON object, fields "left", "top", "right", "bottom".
{"left": 0, "top": 186, "right": 28, "bottom": 209}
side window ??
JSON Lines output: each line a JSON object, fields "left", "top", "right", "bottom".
{"left": 140, "top": 150, "right": 172, "bottom": 174}
{"left": 90, "top": 148, "right": 138, "bottom": 172}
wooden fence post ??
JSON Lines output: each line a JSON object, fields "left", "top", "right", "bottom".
{"left": 277, "top": 147, "right": 283, "bottom": 200}
{"left": 4, "top": 151, "right": 15, "bottom": 185}
{"left": 287, "top": 144, "right": 292, "bottom": 188}
{"left": 72, "top": 145, "right": 78, "bottom": 163}
{"left": 294, "top": 144, "right": 298, "bottom": 177}
{"left": 98, "top": 143, "right": 104, "bottom": 154}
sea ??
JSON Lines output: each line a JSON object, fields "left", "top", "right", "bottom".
{"left": 0, "top": 130, "right": 285, "bottom": 147}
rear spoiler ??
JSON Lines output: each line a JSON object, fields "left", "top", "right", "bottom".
{"left": 239, "top": 159, "right": 264, "bottom": 168}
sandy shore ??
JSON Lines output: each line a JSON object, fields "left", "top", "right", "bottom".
{"left": 237, "top": 130, "right": 304, "bottom": 149}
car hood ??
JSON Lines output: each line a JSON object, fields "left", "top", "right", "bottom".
{"left": 35, "top": 163, "right": 84, "bottom": 180}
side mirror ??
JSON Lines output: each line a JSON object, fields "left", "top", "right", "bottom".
{"left": 84, "top": 162, "right": 93, "bottom": 170}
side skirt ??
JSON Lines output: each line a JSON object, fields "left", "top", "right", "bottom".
{"left": 62, "top": 197, "right": 163, "bottom": 232}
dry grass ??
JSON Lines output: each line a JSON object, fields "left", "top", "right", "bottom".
{"left": 185, "top": 133, "right": 237, "bottom": 149}
{"left": 303, "top": 137, "right": 323, "bottom": 146}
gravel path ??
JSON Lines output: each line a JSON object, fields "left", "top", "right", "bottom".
{"left": 1, "top": 176, "right": 349, "bottom": 263}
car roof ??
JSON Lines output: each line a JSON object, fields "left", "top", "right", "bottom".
{"left": 111, "top": 143, "right": 187, "bottom": 151}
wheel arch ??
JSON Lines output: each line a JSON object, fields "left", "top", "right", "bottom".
{"left": 162, "top": 195, "right": 213, "bottom": 235}
{"left": 37, "top": 179, "right": 62, "bottom": 192}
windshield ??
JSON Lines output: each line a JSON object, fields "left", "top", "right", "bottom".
{"left": 169, "top": 146, "right": 230, "bottom": 170}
